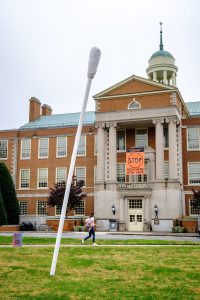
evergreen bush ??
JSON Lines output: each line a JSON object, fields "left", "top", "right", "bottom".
{"left": 0, "top": 163, "right": 19, "bottom": 224}
{"left": 0, "top": 187, "right": 7, "bottom": 225}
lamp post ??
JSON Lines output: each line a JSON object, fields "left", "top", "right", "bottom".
{"left": 154, "top": 204, "right": 159, "bottom": 224}
{"left": 112, "top": 204, "right": 116, "bottom": 215}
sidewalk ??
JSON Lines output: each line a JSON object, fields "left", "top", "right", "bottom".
{"left": 108, "top": 231, "right": 199, "bottom": 237}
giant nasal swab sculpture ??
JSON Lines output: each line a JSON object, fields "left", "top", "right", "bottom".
{"left": 50, "top": 47, "right": 101, "bottom": 276}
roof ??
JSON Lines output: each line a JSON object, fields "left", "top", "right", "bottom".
{"left": 150, "top": 50, "right": 174, "bottom": 60}
{"left": 20, "top": 111, "right": 95, "bottom": 130}
{"left": 186, "top": 101, "right": 200, "bottom": 116}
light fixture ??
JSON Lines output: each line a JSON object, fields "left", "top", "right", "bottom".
{"left": 154, "top": 204, "right": 158, "bottom": 219}
{"left": 112, "top": 204, "right": 116, "bottom": 215}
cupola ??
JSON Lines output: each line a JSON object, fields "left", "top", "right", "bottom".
{"left": 146, "top": 22, "right": 178, "bottom": 86}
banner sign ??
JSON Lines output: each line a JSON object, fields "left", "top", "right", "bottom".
{"left": 126, "top": 147, "right": 144, "bottom": 175}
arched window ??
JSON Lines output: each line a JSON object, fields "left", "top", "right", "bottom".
{"left": 128, "top": 100, "right": 141, "bottom": 110}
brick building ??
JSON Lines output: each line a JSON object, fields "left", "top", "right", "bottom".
{"left": 0, "top": 25, "right": 200, "bottom": 231}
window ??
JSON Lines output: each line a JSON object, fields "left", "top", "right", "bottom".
{"left": 136, "top": 129, "right": 148, "bottom": 147}
{"left": 38, "top": 138, "right": 49, "bottom": 158}
{"left": 117, "top": 131, "right": 126, "bottom": 151}
{"left": 74, "top": 199, "right": 85, "bottom": 215}
{"left": 129, "top": 199, "right": 142, "bottom": 209}
{"left": 55, "top": 204, "right": 62, "bottom": 215}
{"left": 56, "top": 168, "right": 67, "bottom": 185}
{"left": 187, "top": 128, "right": 200, "bottom": 150}
{"left": 190, "top": 198, "right": 200, "bottom": 215}
{"left": 77, "top": 135, "right": 86, "bottom": 156}
{"left": 37, "top": 201, "right": 47, "bottom": 215}
{"left": 21, "top": 139, "right": 31, "bottom": 159}
{"left": 164, "top": 161, "right": 169, "bottom": 180}
{"left": 128, "top": 100, "right": 141, "bottom": 109}
{"left": 188, "top": 163, "right": 200, "bottom": 185}
{"left": 129, "top": 161, "right": 148, "bottom": 183}
{"left": 0, "top": 139, "right": 8, "bottom": 159}
{"left": 19, "top": 201, "right": 28, "bottom": 215}
{"left": 75, "top": 167, "right": 86, "bottom": 184}
{"left": 56, "top": 137, "right": 67, "bottom": 157}
{"left": 37, "top": 168, "right": 48, "bottom": 188}
{"left": 117, "top": 163, "right": 125, "bottom": 182}
{"left": 20, "top": 169, "right": 30, "bottom": 189}
{"left": 163, "top": 127, "right": 169, "bottom": 148}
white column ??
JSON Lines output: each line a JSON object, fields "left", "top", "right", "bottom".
{"left": 172, "top": 72, "right": 176, "bottom": 86}
{"left": 153, "top": 119, "right": 164, "bottom": 180}
{"left": 96, "top": 123, "right": 105, "bottom": 182}
{"left": 153, "top": 72, "right": 157, "bottom": 81}
{"left": 108, "top": 122, "right": 117, "bottom": 182}
{"left": 168, "top": 118, "right": 178, "bottom": 179}
{"left": 163, "top": 70, "right": 167, "bottom": 84}
{"left": 120, "top": 198, "right": 124, "bottom": 222}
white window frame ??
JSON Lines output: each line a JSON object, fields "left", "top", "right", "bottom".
{"left": 20, "top": 169, "right": 30, "bottom": 189}
{"left": 37, "top": 168, "right": 48, "bottom": 188}
{"left": 117, "top": 130, "right": 126, "bottom": 152}
{"left": 163, "top": 127, "right": 169, "bottom": 149}
{"left": 135, "top": 128, "right": 148, "bottom": 147}
{"left": 189, "top": 198, "right": 200, "bottom": 216}
{"left": 74, "top": 199, "right": 85, "bottom": 216}
{"left": 21, "top": 139, "right": 31, "bottom": 159}
{"left": 117, "top": 163, "right": 126, "bottom": 182}
{"left": 187, "top": 127, "right": 200, "bottom": 151}
{"left": 19, "top": 201, "right": 28, "bottom": 215}
{"left": 129, "top": 160, "right": 148, "bottom": 183}
{"left": 188, "top": 162, "right": 200, "bottom": 185}
{"left": 75, "top": 167, "right": 86, "bottom": 186}
{"left": 0, "top": 139, "right": 8, "bottom": 160}
{"left": 38, "top": 138, "right": 49, "bottom": 159}
{"left": 37, "top": 201, "right": 47, "bottom": 215}
{"left": 77, "top": 135, "right": 86, "bottom": 156}
{"left": 56, "top": 167, "right": 67, "bottom": 185}
{"left": 163, "top": 161, "right": 169, "bottom": 180}
{"left": 56, "top": 136, "right": 67, "bottom": 158}
{"left": 55, "top": 204, "right": 62, "bottom": 216}
{"left": 128, "top": 100, "right": 141, "bottom": 110}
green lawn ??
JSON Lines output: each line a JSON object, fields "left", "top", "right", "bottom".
{"left": 0, "top": 243, "right": 200, "bottom": 299}
{"left": 0, "top": 235, "right": 200, "bottom": 246}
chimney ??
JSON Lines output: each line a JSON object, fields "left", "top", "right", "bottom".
{"left": 29, "top": 97, "right": 41, "bottom": 122}
{"left": 41, "top": 104, "right": 52, "bottom": 116}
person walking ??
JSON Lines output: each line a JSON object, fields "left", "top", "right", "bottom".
{"left": 82, "top": 213, "right": 97, "bottom": 245}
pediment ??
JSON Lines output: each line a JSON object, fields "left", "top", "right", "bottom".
{"left": 94, "top": 75, "right": 174, "bottom": 99}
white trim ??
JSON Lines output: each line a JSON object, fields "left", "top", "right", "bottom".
{"left": 55, "top": 167, "right": 67, "bottom": 184}
{"left": 56, "top": 136, "right": 67, "bottom": 158}
{"left": 187, "top": 127, "right": 200, "bottom": 151}
{"left": 0, "top": 139, "right": 8, "bottom": 160}
{"left": 117, "top": 130, "right": 126, "bottom": 152}
{"left": 37, "top": 168, "right": 48, "bottom": 189}
{"left": 77, "top": 135, "right": 86, "bottom": 156}
{"left": 75, "top": 166, "right": 86, "bottom": 186}
{"left": 187, "top": 162, "right": 200, "bottom": 186}
{"left": 135, "top": 128, "right": 148, "bottom": 147}
{"left": 38, "top": 138, "right": 49, "bottom": 159}
{"left": 20, "top": 138, "right": 31, "bottom": 160}
{"left": 19, "top": 169, "right": 30, "bottom": 189}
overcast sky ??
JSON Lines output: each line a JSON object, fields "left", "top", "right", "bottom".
{"left": 0, "top": 0, "right": 200, "bottom": 129}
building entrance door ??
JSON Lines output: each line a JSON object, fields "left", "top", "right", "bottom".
{"left": 128, "top": 199, "right": 143, "bottom": 231}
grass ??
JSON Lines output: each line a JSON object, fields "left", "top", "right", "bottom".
{"left": 0, "top": 245, "right": 199, "bottom": 299}
{"left": 0, "top": 235, "right": 200, "bottom": 246}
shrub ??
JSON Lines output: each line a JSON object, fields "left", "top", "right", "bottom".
{"left": 0, "top": 163, "right": 19, "bottom": 224}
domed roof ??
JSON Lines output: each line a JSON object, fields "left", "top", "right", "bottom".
{"left": 150, "top": 50, "right": 174, "bottom": 60}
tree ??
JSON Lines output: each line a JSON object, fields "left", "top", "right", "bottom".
{"left": 0, "top": 187, "right": 7, "bottom": 225}
{"left": 0, "top": 163, "right": 19, "bottom": 224}
{"left": 48, "top": 176, "right": 87, "bottom": 212}
{"left": 192, "top": 189, "right": 200, "bottom": 210}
